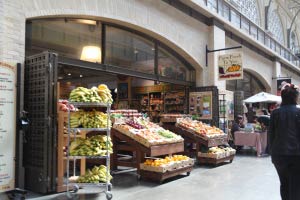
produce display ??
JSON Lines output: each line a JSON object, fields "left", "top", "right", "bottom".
{"left": 176, "top": 118, "right": 226, "bottom": 139}
{"left": 77, "top": 165, "right": 112, "bottom": 183}
{"left": 160, "top": 114, "right": 191, "bottom": 122}
{"left": 111, "top": 109, "right": 143, "bottom": 119}
{"left": 70, "top": 110, "right": 111, "bottom": 128}
{"left": 113, "top": 117, "right": 183, "bottom": 147}
{"left": 69, "top": 135, "right": 113, "bottom": 156}
{"left": 140, "top": 155, "right": 194, "bottom": 173}
{"left": 198, "top": 146, "right": 236, "bottom": 159}
{"left": 58, "top": 100, "right": 77, "bottom": 112}
{"left": 69, "top": 84, "right": 113, "bottom": 103}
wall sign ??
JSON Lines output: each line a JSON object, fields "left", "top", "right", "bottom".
{"left": 189, "top": 91, "right": 212, "bottom": 120}
{"left": 276, "top": 78, "right": 291, "bottom": 96}
{"left": 0, "top": 62, "right": 16, "bottom": 193}
{"left": 218, "top": 52, "right": 243, "bottom": 80}
{"left": 219, "top": 90, "right": 234, "bottom": 121}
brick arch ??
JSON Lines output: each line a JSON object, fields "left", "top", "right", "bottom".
{"left": 23, "top": 0, "right": 206, "bottom": 70}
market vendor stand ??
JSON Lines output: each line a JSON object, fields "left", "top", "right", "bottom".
{"left": 111, "top": 128, "right": 193, "bottom": 183}
{"left": 172, "top": 122, "right": 235, "bottom": 166}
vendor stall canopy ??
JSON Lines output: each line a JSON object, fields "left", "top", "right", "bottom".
{"left": 243, "top": 92, "right": 281, "bottom": 103}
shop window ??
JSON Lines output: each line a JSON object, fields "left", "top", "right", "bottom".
{"left": 230, "top": 9, "right": 240, "bottom": 28}
{"left": 27, "top": 20, "right": 102, "bottom": 62}
{"left": 105, "top": 26, "right": 155, "bottom": 74}
{"left": 250, "top": 24, "right": 257, "bottom": 39}
{"left": 241, "top": 17, "right": 249, "bottom": 33}
{"left": 158, "top": 46, "right": 188, "bottom": 81}
{"left": 221, "top": 4, "right": 230, "bottom": 21}
{"left": 228, "top": 0, "right": 260, "bottom": 25}
{"left": 258, "top": 30, "right": 264, "bottom": 43}
{"left": 226, "top": 71, "right": 265, "bottom": 98}
{"left": 267, "top": 10, "right": 285, "bottom": 45}
{"left": 208, "top": 0, "right": 218, "bottom": 12}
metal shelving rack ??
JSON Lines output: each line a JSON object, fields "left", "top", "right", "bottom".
{"left": 66, "top": 102, "right": 112, "bottom": 200}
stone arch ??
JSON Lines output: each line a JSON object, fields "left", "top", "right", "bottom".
{"left": 243, "top": 68, "right": 271, "bottom": 92}
{"left": 23, "top": 0, "right": 206, "bottom": 70}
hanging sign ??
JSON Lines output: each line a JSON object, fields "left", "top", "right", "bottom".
{"left": 276, "top": 78, "right": 291, "bottom": 96}
{"left": 218, "top": 52, "right": 243, "bottom": 80}
{"left": 0, "top": 62, "right": 16, "bottom": 193}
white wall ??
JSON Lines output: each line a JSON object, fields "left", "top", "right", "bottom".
{"left": 0, "top": 0, "right": 211, "bottom": 87}
{"left": 281, "top": 67, "right": 300, "bottom": 86}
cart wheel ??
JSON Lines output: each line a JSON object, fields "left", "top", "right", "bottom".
{"left": 106, "top": 192, "right": 113, "bottom": 200}
{"left": 187, "top": 172, "right": 191, "bottom": 176}
{"left": 230, "top": 159, "right": 233, "bottom": 163}
{"left": 73, "top": 184, "right": 79, "bottom": 193}
{"left": 137, "top": 174, "right": 141, "bottom": 181}
{"left": 66, "top": 192, "right": 73, "bottom": 199}
{"left": 108, "top": 184, "right": 112, "bottom": 191}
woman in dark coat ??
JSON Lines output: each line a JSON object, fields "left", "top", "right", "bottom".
{"left": 268, "top": 83, "right": 300, "bottom": 200}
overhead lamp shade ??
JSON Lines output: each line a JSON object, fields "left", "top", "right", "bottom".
{"left": 80, "top": 46, "right": 101, "bottom": 63}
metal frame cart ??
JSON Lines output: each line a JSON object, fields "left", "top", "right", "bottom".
{"left": 66, "top": 102, "right": 113, "bottom": 200}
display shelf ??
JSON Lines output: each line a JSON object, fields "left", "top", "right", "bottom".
{"left": 67, "top": 155, "right": 109, "bottom": 160}
{"left": 197, "top": 154, "right": 234, "bottom": 166}
{"left": 69, "top": 128, "right": 110, "bottom": 132}
{"left": 65, "top": 99, "right": 112, "bottom": 199}
{"left": 139, "top": 166, "right": 193, "bottom": 183}
{"left": 174, "top": 126, "right": 228, "bottom": 147}
{"left": 70, "top": 102, "right": 111, "bottom": 107}
{"left": 73, "top": 182, "right": 111, "bottom": 187}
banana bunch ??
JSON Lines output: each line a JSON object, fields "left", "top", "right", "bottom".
{"left": 69, "top": 111, "right": 84, "bottom": 128}
{"left": 69, "top": 110, "right": 111, "bottom": 128}
{"left": 98, "top": 84, "right": 113, "bottom": 104}
{"left": 69, "top": 135, "right": 113, "bottom": 156}
{"left": 77, "top": 165, "right": 112, "bottom": 183}
{"left": 69, "top": 85, "right": 113, "bottom": 104}
{"left": 69, "top": 87, "right": 102, "bottom": 103}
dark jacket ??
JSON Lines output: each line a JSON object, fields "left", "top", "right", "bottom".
{"left": 268, "top": 105, "right": 300, "bottom": 156}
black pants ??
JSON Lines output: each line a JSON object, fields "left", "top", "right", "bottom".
{"left": 272, "top": 156, "right": 300, "bottom": 200}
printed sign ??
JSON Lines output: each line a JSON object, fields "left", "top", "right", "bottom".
{"left": 276, "top": 78, "right": 291, "bottom": 96}
{"left": 218, "top": 52, "right": 243, "bottom": 80}
{"left": 189, "top": 91, "right": 212, "bottom": 119}
{"left": 0, "top": 62, "right": 16, "bottom": 193}
{"left": 219, "top": 90, "right": 234, "bottom": 121}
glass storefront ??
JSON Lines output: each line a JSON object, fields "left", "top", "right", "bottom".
{"left": 105, "top": 26, "right": 155, "bottom": 74}
{"left": 26, "top": 18, "right": 194, "bottom": 83}
{"left": 226, "top": 71, "right": 266, "bottom": 98}
{"left": 27, "top": 19, "right": 102, "bottom": 61}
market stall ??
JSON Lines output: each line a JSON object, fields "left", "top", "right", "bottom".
{"left": 174, "top": 118, "right": 236, "bottom": 165}
{"left": 234, "top": 131, "right": 267, "bottom": 156}
{"left": 111, "top": 118, "right": 194, "bottom": 182}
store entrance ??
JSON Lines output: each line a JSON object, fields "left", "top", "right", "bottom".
{"left": 57, "top": 63, "right": 189, "bottom": 122}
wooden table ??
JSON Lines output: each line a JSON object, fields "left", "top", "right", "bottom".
{"left": 234, "top": 131, "right": 267, "bottom": 156}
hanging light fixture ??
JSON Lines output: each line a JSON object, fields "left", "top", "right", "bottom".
{"left": 80, "top": 46, "right": 101, "bottom": 63}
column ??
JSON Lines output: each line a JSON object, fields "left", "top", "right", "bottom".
{"left": 271, "top": 60, "right": 281, "bottom": 94}
{"left": 207, "top": 19, "right": 226, "bottom": 90}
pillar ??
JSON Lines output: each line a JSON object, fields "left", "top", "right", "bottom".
{"left": 271, "top": 59, "right": 281, "bottom": 94}
{"left": 207, "top": 19, "right": 226, "bottom": 90}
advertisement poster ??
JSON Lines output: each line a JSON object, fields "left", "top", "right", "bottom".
{"left": 276, "top": 78, "right": 291, "bottom": 96}
{"left": 219, "top": 90, "right": 234, "bottom": 121}
{"left": 0, "top": 62, "right": 16, "bottom": 193}
{"left": 189, "top": 91, "right": 212, "bottom": 119}
{"left": 218, "top": 52, "right": 243, "bottom": 80}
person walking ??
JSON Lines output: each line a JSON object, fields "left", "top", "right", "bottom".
{"left": 269, "top": 83, "right": 300, "bottom": 200}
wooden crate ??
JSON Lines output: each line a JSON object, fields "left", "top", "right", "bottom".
{"left": 197, "top": 154, "right": 235, "bottom": 166}
{"left": 139, "top": 166, "right": 193, "bottom": 183}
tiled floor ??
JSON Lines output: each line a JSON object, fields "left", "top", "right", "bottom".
{"left": 1, "top": 154, "right": 281, "bottom": 200}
